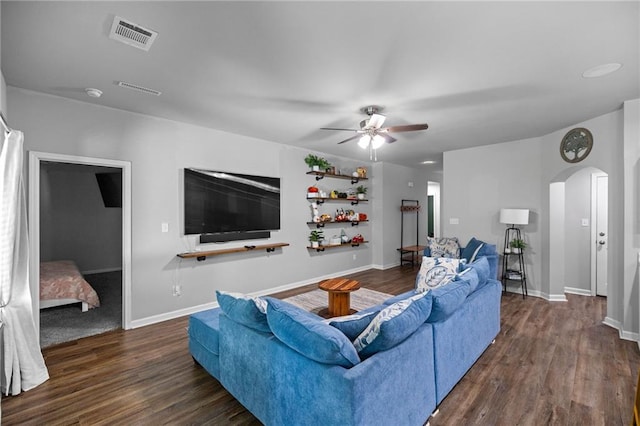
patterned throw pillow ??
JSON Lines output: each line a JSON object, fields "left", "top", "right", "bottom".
{"left": 415, "top": 257, "right": 464, "bottom": 292}
{"left": 216, "top": 290, "right": 270, "bottom": 333}
{"left": 325, "top": 309, "right": 381, "bottom": 341}
{"left": 426, "top": 237, "right": 460, "bottom": 258}
{"left": 353, "top": 291, "right": 432, "bottom": 358}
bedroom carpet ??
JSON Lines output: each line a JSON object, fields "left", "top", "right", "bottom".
{"left": 39, "top": 271, "right": 122, "bottom": 348}
{"left": 283, "top": 287, "right": 391, "bottom": 315}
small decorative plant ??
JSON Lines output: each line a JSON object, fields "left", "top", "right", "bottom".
{"left": 510, "top": 239, "right": 527, "bottom": 252}
{"left": 309, "top": 229, "right": 324, "bottom": 247}
{"left": 356, "top": 185, "right": 367, "bottom": 200}
{"left": 304, "top": 154, "right": 331, "bottom": 171}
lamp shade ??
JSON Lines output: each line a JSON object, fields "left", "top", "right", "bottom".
{"left": 500, "top": 208, "right": 529, "bottom": 225}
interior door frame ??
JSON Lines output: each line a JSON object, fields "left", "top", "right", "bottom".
{"left": 590, "top": 171, "right": 608, "bottom": 296}
{"left": 28, "top": 151, "right": 132, "bottom": 334}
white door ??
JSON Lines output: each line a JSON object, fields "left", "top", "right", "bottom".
{"left": 595, "top": 174, "right": 608, "bottom": 296}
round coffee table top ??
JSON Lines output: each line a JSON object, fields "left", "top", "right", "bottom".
{"left": 318, "top": 278, "right": 360, "bottom": 293}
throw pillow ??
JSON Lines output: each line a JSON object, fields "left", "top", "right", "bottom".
{"left": 216, "top": 290, "right": 271, "bottom": 333}
{"left": 454, "top": 267, "right": 480, "bottom": 293}
{"left": 353, "top": 291, "right": 432, "bottom": 359}
{"left": 426, "top": 280, "right": 471, "bottom": 323}
{"left": 426, "top": 237, "right": 460, "bottom": 258}
{"left": 326, "top": 308, "right": 381, "bottom": 341}
{"left": 382, "top": 290, "right": 419, "bottom": 306}
{"left": 462, "top": 256, "right": 490, "bottom": 288}
{"left": 265, "top": 297, "right": 360, "bottom": 368}
{"left": 415, "top": 257, "right": 464, "bottom": 292}
{"left": 460, "top": 237, "right": 485, "bottom": 264}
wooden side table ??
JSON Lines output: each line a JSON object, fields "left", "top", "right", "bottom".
{"left": 318, "top": 278, "right": 360, "bottom": 318}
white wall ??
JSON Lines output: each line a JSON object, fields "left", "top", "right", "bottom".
{"left": 444, "top": 101, "right": 640, "bottom": 341}
{"left": 10, "top": 87, "right": 386, "bottom": 324}
{"left": 443, "top": 137, "right": 542, "bottom": 292}
{"left": 563, "top": 168, "right": 595, "bottom": 293}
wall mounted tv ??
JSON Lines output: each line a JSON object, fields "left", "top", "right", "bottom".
{"left": 184, "top": 168, "right": 281, "bottom": 242}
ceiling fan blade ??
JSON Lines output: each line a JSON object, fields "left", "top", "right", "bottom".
{"left": 320, "top": 127, "right": 360, "bottom": 132}
{"left": 382, "top": 123, "right": 429, "bottom": 133}
{"left": 367, "top": 113, "right": 386, "bottom": 129}
{"left": 379, "top": 133, "right": 397, "bottom": 143}
{"left": 337, "top": 134, "right": 362, "bottom": 145}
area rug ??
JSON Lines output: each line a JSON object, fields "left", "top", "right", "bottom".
{"left": 284, "top": 288, "right": 391, "bottom": 315}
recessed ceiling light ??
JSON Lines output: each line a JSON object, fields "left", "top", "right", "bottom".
{"left": 421, "top": 160, "right": 437, "bottom": 164}
{"left": 582, "top": 63, "right": 622, "bottom": 78}
{"left": 85, "top": 88, "right": 103, "bottom": 98}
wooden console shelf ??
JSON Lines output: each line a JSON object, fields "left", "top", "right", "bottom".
{"left": 177, "top": 242, "right": 289, "bottom": 261}
{"left": 307, "top": 241, "right": 368, "bottom": 252}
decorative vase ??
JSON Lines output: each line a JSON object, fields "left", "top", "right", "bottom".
{"left": 512, "top": 248, "right": 521, "bottom": 254}
{"left": 312, "top": 165, "right": 320, "bottom": 172}
{"left": 357, "top": 193, "right": 365, "bottom": 200}
{"left": 311, "top": 241, "right": 319, "bottom": 248}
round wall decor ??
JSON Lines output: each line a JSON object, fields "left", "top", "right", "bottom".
{"left": 560, "top": 127, "right": 593, "bottom": 163}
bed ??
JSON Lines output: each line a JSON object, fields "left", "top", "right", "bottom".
{"left": 40, "top": 260, "right": 100, "bottom": 312}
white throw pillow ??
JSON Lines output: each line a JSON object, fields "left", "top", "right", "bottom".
{"left": 415, "top": 257, "right": 464, "bottom": 292}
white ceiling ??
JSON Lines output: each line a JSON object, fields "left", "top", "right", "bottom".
{"left": 2, "top": 1, "right": 638, "bottom": 169}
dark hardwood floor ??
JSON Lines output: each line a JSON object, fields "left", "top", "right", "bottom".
{"left": 2, "top": 266, "right": 638, "bottom": 425}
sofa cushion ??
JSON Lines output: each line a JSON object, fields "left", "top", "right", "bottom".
{"left": 426, "top": 237, "right": 460, "bottom": 258}
{"left": 463, "top": 256, "right": 491, "bottom": 288}
{"left": 426, "top": 280, "right": 471, "bottom": 323}
{"left": 325, "top": 309, "right": 381, "bottom": 340}
{"left": 460, "top": 237, "right": 485, "bottom": 264}
{"left": 416, "top": 257, "right": 464, "bottom": 292}
{"left": 189, "top": 308, "right": 222, "bottom": 355}
{"left": 382, "top": 289, "right": 419, "bottom": 306}
{"left": 353, "top": 291, "right": 432, "bottom": 358}
{"left": 265, "top": 297, "right": 360, "bottom": 368}
{"left": 216, "top": 290, "right": 271, "bottom": 333}
{"left": 454, "top": 267, "right": 480, "bottom": 293}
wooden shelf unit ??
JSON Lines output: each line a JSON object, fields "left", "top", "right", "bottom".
{"left": 307, "top": 197, "right": 366, "bottom": 205}
{"left": 177, "top": 242, "right": 289, "bottom": 261}
{"left": 306, "top": 171, "right": 368, "bottom": 184}
{"left": 306, "top": 220, "right": 368, "bottom": 228}
{"left": 307, "top": 241, "right": 368, "bottom": 252}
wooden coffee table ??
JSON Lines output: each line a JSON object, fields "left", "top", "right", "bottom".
{"left": 317, "top": 278, "right": 361, "bottom": 318}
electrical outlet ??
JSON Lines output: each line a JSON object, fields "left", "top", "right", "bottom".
{"left": 352, "top": 253, "right": 357, "bottom": 260}
{"left": 173, "top": 284, "right": 182, "bottom": 297}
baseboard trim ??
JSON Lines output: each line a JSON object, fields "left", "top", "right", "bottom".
{"left": 503, "top": 285, "right": 567, "bottom": 302}
{"left": 129, "top": 264, "right": 374, "bottom": 329}
{"left": 564, "top": 287, "right": 592, "bottom": 297}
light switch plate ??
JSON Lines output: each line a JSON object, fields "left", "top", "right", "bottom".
{"left": 449, "top": 218, "right": 459, "bottom": 225}
{"left": 161, "top": 222, "right": 169, "bottom": 233}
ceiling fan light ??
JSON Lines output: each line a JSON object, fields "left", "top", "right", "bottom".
{"left": 358, "top": 135, "right": 371, "bottom": 149}
{"left": 372, "top": 134, "right": 385, "bottom": 149}
{"left": 368, "top": 113, "right": 386, "bottom": 129}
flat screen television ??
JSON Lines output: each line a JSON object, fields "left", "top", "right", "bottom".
{"left": 183, "top": 168, "right": 281, "bottom": 238}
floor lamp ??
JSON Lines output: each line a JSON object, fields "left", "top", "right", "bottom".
{"left": 499, "top": 208, "right": 529, "bottom": 297}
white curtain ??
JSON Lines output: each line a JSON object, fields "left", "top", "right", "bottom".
{"left": 0, "top": 129, "right": 48, "bottom": 395}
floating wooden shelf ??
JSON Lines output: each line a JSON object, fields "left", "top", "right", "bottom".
{"left": 306, "top": 171, "right": 368, "bottom": 184}
{"left": 306, "top": 220, "right": 368, "bottom": 228}
{"left": 177, "top": 242, "right": 289, "bottom": 261}
{"left": 307, "top": 241, "right": 368, "bottom": 252}
{"left": 307, "top": 197, "right": 366, "bottom": 205}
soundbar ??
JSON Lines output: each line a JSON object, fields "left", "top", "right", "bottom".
{"left": 200, "top": 231, "right": 271, "bottom": 244}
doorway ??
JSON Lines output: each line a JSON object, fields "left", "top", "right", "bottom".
{"left": 548, "top": 167, "right": 609, "bottom": 302}
{"left": 28, "top": 152, "right": 132, "bottom": 338}
{"left": 427, "top": 181, "right": 441, "bottom": 238}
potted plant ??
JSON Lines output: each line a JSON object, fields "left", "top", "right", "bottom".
{"left": 304, "top": 154, "right": 331, "bottom": 172}
{"left": 356, "top": 185, "right": 367, "bottom": 200}
{"left": 309, "top": 229, "right": 324, "bottom": 248}
{"left": 510, "top": 239, "right": 527, "bottom": 254}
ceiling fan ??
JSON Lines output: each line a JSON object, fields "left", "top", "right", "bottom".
{"left": 321, "top": 105, "right": 429, "bottom": 160}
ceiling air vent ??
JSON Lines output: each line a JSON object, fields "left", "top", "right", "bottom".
{"left": 116, "top": 81, "right": 162, "bottom": 96}
{"left": 109, "top": 16, "right": 158, "bottom": 51}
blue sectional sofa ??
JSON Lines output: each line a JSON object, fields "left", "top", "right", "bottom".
{"left": 189, "top": 243, "right": 501, "bottom": 425}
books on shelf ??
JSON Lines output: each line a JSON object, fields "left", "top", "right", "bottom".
{"left": 505, "top": 270, "right": 523, "bottom": 280}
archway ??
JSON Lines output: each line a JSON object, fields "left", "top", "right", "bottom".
{"left": 548, "top": 166, "right": 609, "bottom": 304}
